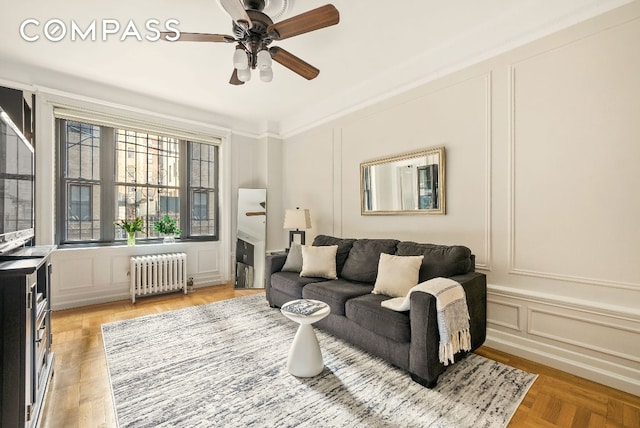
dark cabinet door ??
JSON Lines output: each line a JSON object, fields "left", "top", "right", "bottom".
{"left": 236, "top": 239, "right": 255, "bottom": 266}
{"left": 235, "top": 262, "right": 255, "bottom": 288}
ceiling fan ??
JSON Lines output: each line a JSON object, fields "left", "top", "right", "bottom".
{"left": 163, "top": 0, "right": 340, "bottom": 84}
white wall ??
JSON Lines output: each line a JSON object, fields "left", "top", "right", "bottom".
{"left": 280, "top": 2, "right": 640, "bottom": 395}
{"left": 265, "top": 136, "right": 285, "bottom": 251}
{"left": 284, "top": 126, "right": 339, "bottom": 241}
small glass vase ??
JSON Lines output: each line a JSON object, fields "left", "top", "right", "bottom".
{"left": 127, "top": 232, "right": 136, "bottom": 246}
{"left": 163, "top": 235, "right": 176, "bottom": 244}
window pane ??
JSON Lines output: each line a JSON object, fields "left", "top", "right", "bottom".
{"left": 115, "top": 185, "right": 136, "bottom": 239}
{"left": 193, "top": 191, "right": 207, "bottom": 219}
{"left": 3, "top": 179, "right": 33, "bottom": 232}
{"left": 66, "top": 183, "right": 100, "bottom": 241}
{"left": 190, "top": 142, "right": 217, "bottom": 189}
{"left": 189, "top": 142, "right": 217, "bottom": 237}
{"left": 17, "top": 180, "right": 33, "bottom": 230}
{"left": 69, "top": 184, "right": 92, "bottom": 220}
{"left": 63, "top": 121, "right": 101, "bottom": 242}
{"left": 114, "top": 130, "right": 180, "bottom": 241}
{"left": 65, "top": 121, "right": 100, "bottom": 180}
{"left": 190, "top": 190, "right": 216, "bottom": 236}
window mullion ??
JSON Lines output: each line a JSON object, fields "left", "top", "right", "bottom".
{"left": 56, "top": 120, "right": 67, "bottom": 244}
{"left": 213, "top": 146, "right": 219, "bottom": 238}
{"left": 100, "top": 128, "right": 116, "bottom": 240}
{"left": 179, "top": 140, "right": 189, "bottom": 237}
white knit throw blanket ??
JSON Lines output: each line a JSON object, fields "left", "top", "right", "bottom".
{"left": 381, "top": 277, "right": 472, "bottom": 365}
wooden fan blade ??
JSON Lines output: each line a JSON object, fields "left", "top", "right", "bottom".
{"left": 267, "top": 4, "right": 339, "bottom": 40}
{"left": 245, "top": 211, "right": 266, "bottom": 216}
{"left": 230, "top": 69, "right": 245, "bottom": 85}
{"left": 269, "top": 47, "right": 319, "bottom": 80}
{"left": 219, "top": 0, "right": 253, "bottom": 29}
{"left": 161, "top": 32, "right": 236, "bottom": 42}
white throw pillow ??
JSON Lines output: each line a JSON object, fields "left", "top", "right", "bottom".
{"left": 372, "top": 253, "right": 424, "bottom": 298}
{"left": 281, "top": 242, "right": 303, "bottom": 272}
{"left": 300, "top": 245, "right": 338, "bottom": 279}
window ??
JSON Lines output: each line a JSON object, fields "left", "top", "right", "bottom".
{"left": 189, "top": 142, "right": 218, "bottom": 236}
{"left": 114, "top": 129, "right": 181, "bottom": 241}
{"left": 62, "top": 122, "right": 100, "bottom": 241}
{"left": 57, "top": 119, "right": 219, "bottom": 244}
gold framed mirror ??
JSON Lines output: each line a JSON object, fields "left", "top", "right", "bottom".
{"left": 361, "top": 146, "right": 445, "bottom": 215}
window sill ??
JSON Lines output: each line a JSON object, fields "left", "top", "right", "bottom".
{"left": 55, "top": 237, "right": 218, "bottom": 251}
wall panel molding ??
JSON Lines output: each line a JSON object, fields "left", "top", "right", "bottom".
{"left": 333, "top": 127, "right": 343, "bottom": 238}
{"left": 475, "top": 72, "right": 493, "bottom": 271}
{"left": 57, "top": 257, "right": 94, "bottom": 290}
{"left": 51, "top": 242, "right": 227, "bottom": 309}
{"left": 509, "top": 267, "right": 639, "bottom": 291}
{"left": 485, "top": 329, "right": 640, "bottom": 396}
{"left": 487, "top": 283, "right": 640, "bottom": 395}
{"left": 488, "top": 284, "right": 638, "bottom": 320}
{"left": 487, "top": 298, "right": 522, "bottom": 331}
{"left": 506, "top": 16, "right": 640, "bottom": 290}
{"left": 527, "top": 307, "right": 640, "bottom": 363}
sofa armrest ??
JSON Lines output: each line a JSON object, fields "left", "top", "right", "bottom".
{"left": 408, "top": 289, "right": 442, "bottom": 387}
{"left": 265, "top": 253, "right": 287, "bottom": 304}
{"left": 449, "top": 272, "right": 487, "bottom": 349}
{"left": 408, "top": 271, "right": 487, "bottom": 387}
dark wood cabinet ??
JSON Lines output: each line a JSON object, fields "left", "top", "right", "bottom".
{"left": 0, "top": 246, "right": 55, "bottom": 428}
{"left": 235, "top": 239, "right": 255, "bottom": 288}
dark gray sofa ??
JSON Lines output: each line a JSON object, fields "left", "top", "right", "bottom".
{"left": 266, "top": 235, "right": 487, "bottom": 388}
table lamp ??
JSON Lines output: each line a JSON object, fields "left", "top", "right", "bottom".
{"left": 283, "top": 207, "right": 311, "bottom": 248}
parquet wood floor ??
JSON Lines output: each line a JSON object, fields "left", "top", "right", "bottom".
{"left": 40, "top": 284, "right": 639, "bottom": 428}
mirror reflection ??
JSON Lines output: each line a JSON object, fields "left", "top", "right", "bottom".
{"left": 235, "top": 188, "right": 267, "bottom": 288}
{"left": 361, "top": 147, "right": 445, "bottom": 215}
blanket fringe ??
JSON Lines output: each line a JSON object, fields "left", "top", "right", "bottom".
{"left": 439, "top": 329, "right": 472, "bottom": 366}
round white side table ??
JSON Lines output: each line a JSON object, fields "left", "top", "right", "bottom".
{"left": 281, "top": 299, "right": 330, "bottom": 377}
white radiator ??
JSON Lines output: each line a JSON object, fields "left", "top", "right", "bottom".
{"left": 130, "top": 253, "right": 187, "bottom": 303}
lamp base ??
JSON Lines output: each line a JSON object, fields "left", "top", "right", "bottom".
{"left": 289, "top": 230, "right": 306, "bottom": 247}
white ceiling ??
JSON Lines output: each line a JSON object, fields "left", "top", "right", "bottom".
{"left": 0, "top": 0, "right": 632, "bottom": 137}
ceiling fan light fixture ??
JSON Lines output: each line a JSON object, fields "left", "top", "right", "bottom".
{"left": 256, "top": 49, "right": 272, "bottom": 70}
{"left": 237, "top": 67, "right": 252, "bottom": 82}
{"left": 170, "top": 2, "right": 339, "bottom": 85}
{"left": 260, "top": 67, "right": 273, "bottom": 82}
{"left": 233, "top": 47, "right": 249, "bottom": 70}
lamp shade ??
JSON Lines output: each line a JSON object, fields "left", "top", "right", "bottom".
{"left": 283, "top": 208, "right": 311, "bottom": 230}
{"left": 260, "top": 67, "right": 273, "bottom": 82}
{"left": 237, "top": 67, "right": 251, "bottom": 82}
{"left": 233, "top": 47, "right": 249, "bottom": 70}
{"left": 256, "top": 49, "right": 272, "bottom": 70}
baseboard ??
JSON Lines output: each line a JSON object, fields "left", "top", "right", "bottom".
{"left": 51, "top": 267, "right": 228, "bottom": 310}
{"left": 485, "top": 329, "right": 640, "bottom": 396}
{"left": 52, "top": 291, "right": 131, "bottom": 310}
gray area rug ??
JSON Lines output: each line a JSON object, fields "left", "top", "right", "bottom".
{"left": 102, "top": 294, "right": 536, "bottom": 428}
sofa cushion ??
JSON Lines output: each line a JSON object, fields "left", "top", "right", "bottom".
{"left": 341, "top": 239, "right": 399, "bottom": 284}
{"left": 281, "top": 242, "right": 303, "bottom": 272}
{"left": 372, "top": 253, "right": 424, "bottom": 297}
{"left": 302, "top": 279, "right": 373, "bottom": 316}
{"left": 312, "top": 235, "right": 356, "bottom": 276}
{"left": 396, "top": 242, "right": 472, "bottom": 282}
{"left": 345, "top": 294, "right": 411, "bottom": 343}
{"left": 270, "top": 272, "right": 328, "bottom": 300}
{"left": 300, "top": 245, "right": 338, "bottom": 279}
